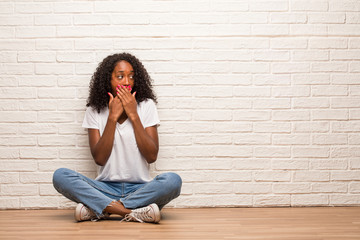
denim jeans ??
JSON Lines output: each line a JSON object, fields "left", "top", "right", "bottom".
{"left": 52, "top": 168, "right": 182, "bottom": 218}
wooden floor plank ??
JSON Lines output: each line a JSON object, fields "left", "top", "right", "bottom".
{"left": 0, "top": 207, "right": 359, "bottom": 240}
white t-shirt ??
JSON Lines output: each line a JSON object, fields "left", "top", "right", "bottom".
{"left": 82, "top": 99, "right": 160, "bottom": 183}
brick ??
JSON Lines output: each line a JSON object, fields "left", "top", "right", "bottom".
{"left": 331, "top": 171, "right": 360, "bottom": 181}
{"left": 234, "top": 183, "right": 272, "bottom": 194}
{"left": 35, "top": 15, "right": 72, "bottom": 25}
{"left": 0, "top": 160, "right": 36, "bottom": 171}
{"left": 309, "top": 38, "right": 347, "bottom": 49}
{"left": 232, "top": 63, "right": 270, "bottom": 73}
{"left": 57, "top": 52, "right": 94, "bottom": 63}
{"left": 38, "top": 88, "right": 76, "bottom": 99}
{"left": 273, "top": 183, "right": 310, "bottom": 193}
{"left": 330, "top": 195, "right": 360, "bottom": 205}
{"left": 331, "top": 98, "right": 360, "bottom": 108}
{"left": 293, "top": 98, "right": 329, "bottom": 109}
{"left": 311, "top": 160, "right": 348, "bottom": 170}
{"left": 271, "top": 38, "right": 307, "bottom": 49}
{"left": 0, "top": 173, "right": 19, "bottom": 184}
{"left": 329, "top": 24, "right": 360, "bottom": 36}
{"left": 234, "top": 134, "right": 271, "bottom": 145}
{"left": 252, "top": 24, "right": 289, "bottom": 36}
{"left": 214, "top": 99, "right": 252, "bottom": 109}
{"left": 254, "top": 147, "right": 291, "bottom": 158}
{"left": 15, "top": 3, "right": 52, "bottom": 13}
{"left": 311, "top": 86, "right": 348, "bottom": 97}
{"left": 234, "top": 87, "right": 271, "bottom": 97}
{"left": 332, "top": 74, "right": 360, "bottom": 85}
{"left": 0, "top": 40, "right": 35, "bottom": 50}
{"left": 292, "top": 195, "right": 328, "bottom": 206}
{"left": 311, "top": 183, "right": 347, "bottom": 193}
{"left": 16, "top": 27, "right": 55, "bottom": 38}
{"left": 53, "top": 2, "right": 92, "bottom": 13}
{"left": 272, "top": 160, "right": 309, "bottom": 170}
{"left": 214, "top": 122, "right": 252, "bottom": 133}
{"left": 273, "top": 63, "right": 309, "bottom": 73}
{"left": 254, "top": 122, "right": 291, "bottom": 133}
{"left": 308, "top": 13, "right": 345, "bottom": 23}
{"left": 293, "top": 122, "right": 329, "bottom": 133}
{"left": 293, "top": 74, "right": 330, "bottom": 85}
{"left": 293, "top": 147, "right": 329, "bottom": 158}
{"left": 75, "top": 39, "right": 113, "bottom": 50}
{"left": 36, "top": 39, "right": 73, "bottom": 50}
{"left": 350, "top": 62, "right": 360, "bottom": 72}
{"left": 194, "top": 183, "right": 233, "bottom": 194}
{"left": 329, "top": 1, "right": 360, "bottom": 11}
{"left": 291, "top": 1, "right": 328, "bottom": 11}
{"left": 19, "top": 100, "right": 57, "bottom": 111}
{"left": 254, "top": 74, "right": 291, "bottom": 86}
{"left": 194, "top": 135, "right": 232, "bottom": 145}
{"left": 0, "top": 198, "right": 19, "bottom": 209}
{"left": 158, "top": 110, "right": 192, "bottom": 121}
{"left": 272, "top": 86, "right": 310, "bottom": 97}
{"left": 19, "top": 123, "right": 57, "bottom": 134}
{"left": 253, "top": 98, "right": 291, "bottom": 109}
{"left": 211, "top": 1, "right": 248, "bottom": 12}
{"left": 235, "top": 159, "right": 271, "bottom": 170}
{"left": 292, "top": 50, "right": 329, "bottom": 61}
{"left": 21, "top": 196, "right": 59, "bottom": 208}
{"left": 191, "top": 159, "right": 236, "bottom": 171}
{"left": 347, "top": 13, "right": 360, "bottom": 23}
{"left": 215, "top": 171, "right": 252, "bottom": 181}
{"left": 0, "top": 124, "right": 17, "bottom": 134}
{"left": 234, "top": 110, "right": 271, "bottom": 121}
{"left": 0, "top": 63, "right": 34, "bottom": 75}
{"left": 254, "top": 195, "right": 290, "bottom": 207}
{"left": 213, "top": 146, "right": 252, "bottom": 157}
{"left": 38, "top": 136, "right": 76, "bottom": 147}
{"left": 331, "top": 50, "right": 360, "bottom": 60}
{"left": 273, "top": 110, "right": 310, "bottom": 121}
{"left": 272, "top": 134, "right": 310, "bottom": 145}
{"left": 254, "top": 50, "right": 289, "bottom": 61}
{"left": 1, "top": 184, "right": 38, "bottom": 196}
{"left": 1, "top": 111, "right": 37, "bottom": 123}
{"left": 59, "top": 148, "right": 92, "bottom": 159}
{"left": 35, "top": 63, "right": 73, "bottom": 75}
{"left": 20, "top": 148, "right": 57, "bottom": 159}
{"left": 270, "top": 13, "right": 307, "bottom": 23}
{"left": 230, "top": 13, "right": 268, "bottom": 23}
{"left": 193, "top": 110, "right": 232, "bottom": 121}
{"left": 349, "top": 183, "right": 360, "bottom": 193}
{"left": 155, "top": 159, "right": 194, "bottom": 171}
{"left": 312, "top": 110, "right": 348, "bottom": 120}
{"left": 293, "top": 171, "right": 330, "bottom": 182}
{"left": 0, "top": 3, "right": 13, "bottom": 14}
{"left": 0, "top": 137, "right": 36, "bottom": 146}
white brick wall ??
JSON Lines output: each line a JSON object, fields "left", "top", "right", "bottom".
{"left": 1, "top": 0, "right": 360, "bottom": 209}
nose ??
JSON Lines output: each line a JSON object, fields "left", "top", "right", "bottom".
{"left": 124, "top": 76, "right": 129, "bottom": 85}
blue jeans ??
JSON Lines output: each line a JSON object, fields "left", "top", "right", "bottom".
{"left": 52, "top": 168, "right": 182, "bottom": 218}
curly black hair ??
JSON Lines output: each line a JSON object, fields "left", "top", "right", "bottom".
{"left": 86, "top": 52, "right": 157, "bottom": 113}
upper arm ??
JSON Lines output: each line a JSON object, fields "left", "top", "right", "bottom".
{"left": 145, "top": 125, "right": 159, "bottom": 151}
{"left": 88, "top": 128, "right": 100, "bottom": 157}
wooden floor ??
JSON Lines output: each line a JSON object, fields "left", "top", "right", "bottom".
{"left": 0, "top": 207, "right": 359, "bottom": 240}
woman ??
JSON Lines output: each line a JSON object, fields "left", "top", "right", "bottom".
{"left": 53, "top": 53, "right": 182, "bottom": 223}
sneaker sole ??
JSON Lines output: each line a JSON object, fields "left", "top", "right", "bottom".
{"left": 149, "top": 203, "right": 161, "bottom": 223}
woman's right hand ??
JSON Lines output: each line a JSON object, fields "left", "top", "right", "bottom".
{"left": 108, "top": 92, "right": 124, "bottom": 122}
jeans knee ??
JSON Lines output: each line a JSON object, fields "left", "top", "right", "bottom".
{"left": 53, "top": 168, "right": 71, "bottom": 189}
{"left": 159, "top": 172, "right": 182, "bottom": 195}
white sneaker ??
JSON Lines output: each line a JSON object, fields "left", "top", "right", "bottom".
{"left": 121, "top": 203, "right": 161, "bottom": 223}
{"left": 75, "top": 203, "right": 109, "bottom": 222}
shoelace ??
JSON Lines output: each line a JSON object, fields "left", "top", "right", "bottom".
{"left": 120, "top": 207, "right": 153, "bottom": 223}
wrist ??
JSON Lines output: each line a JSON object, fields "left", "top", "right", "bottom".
{"left": 129, "top": 113, "right": 140, "bottom": 123}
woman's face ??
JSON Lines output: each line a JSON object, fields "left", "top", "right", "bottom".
{"left": 110, "top": 60, "right": 134, "bottom": 96}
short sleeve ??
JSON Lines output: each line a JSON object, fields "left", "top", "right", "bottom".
{"left": 82, "top": 107, "right": 100, "bottom": 129}
{"left": 142, "top": 99, "right": 160, "bottom": 128}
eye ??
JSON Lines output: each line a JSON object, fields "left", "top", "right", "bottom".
{"left": 130, "top": 75, "right": 134, "bottom": 79}
{"left": 117, "top": 75, "right": 123, "bottom": 80}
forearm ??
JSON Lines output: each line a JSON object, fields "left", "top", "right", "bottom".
{"left": 91, "top": 118, "right": 117, "bottom": 166}
{"left": 130, "top": 115, "right": 159, "bottom": 164}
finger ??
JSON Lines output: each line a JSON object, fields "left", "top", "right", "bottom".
{"left": 132, "top": 91, "right": 136, "bottom": 97}
{"left": 108, "top": 92, "right": 114, "bottom": 104}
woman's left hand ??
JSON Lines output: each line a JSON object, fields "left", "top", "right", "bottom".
{"left": 116, "top": 85, "right": 138, "bottom": 121}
